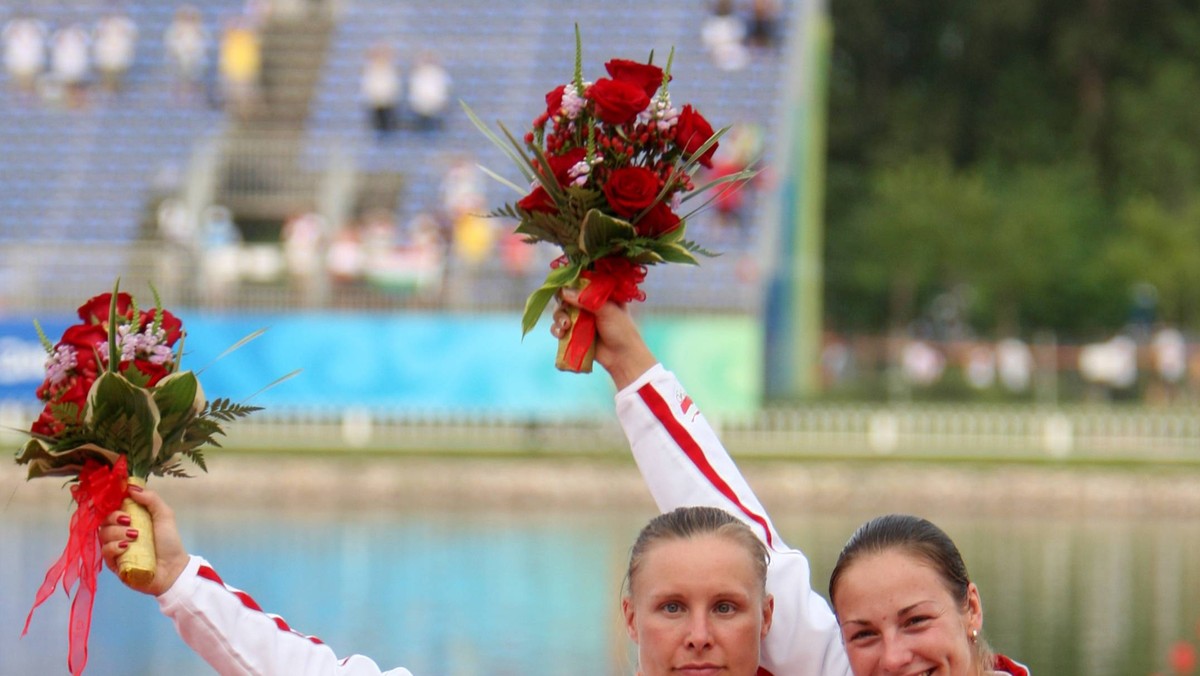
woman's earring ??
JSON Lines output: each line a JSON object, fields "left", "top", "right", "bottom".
{"left": 970, "top": 628, "right": 979, "bottom": 642}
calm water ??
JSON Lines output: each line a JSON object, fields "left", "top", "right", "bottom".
{"left": 3, "top": 500, "right": 1198, "bottom": 675}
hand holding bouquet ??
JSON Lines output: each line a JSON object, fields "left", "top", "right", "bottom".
{"left": 15, "top": 282, "right": 265, "bottom": 676}
{"left": 466, "top": 27, "right": 754, "bottom": 372}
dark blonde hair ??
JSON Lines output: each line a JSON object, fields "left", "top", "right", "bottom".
{"left": 829, "top": 514, "right": 994, "bottom": 671}
{"left": 625, "top": 506, "right": 769, "bottom": 597}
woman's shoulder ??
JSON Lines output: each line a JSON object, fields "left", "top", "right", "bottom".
{"left": 991, "top": 654, "right": 1030, "bottom": 676}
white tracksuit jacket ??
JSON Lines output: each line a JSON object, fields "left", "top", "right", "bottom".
{"left": 151, "top": 363, "right": 1025, "bottom": 676}
{"left": 615, "top": 364, "right": 851, "bottom": 676}
{"left": 614, "top": 364, "right": 1029, "bottom": 676}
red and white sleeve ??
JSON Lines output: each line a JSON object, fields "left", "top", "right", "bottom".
{"left": 615, "top": 363, "right": 851, "bottom": 676}
{"left": 157, "top": 555, "right": 414, "bottom": 676}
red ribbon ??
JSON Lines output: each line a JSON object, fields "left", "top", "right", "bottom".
{"left": 23, "top": 456, "right": 129, "bottom": 676}
{"left": 562, "top": 257, "right": 647, "bottom": 371}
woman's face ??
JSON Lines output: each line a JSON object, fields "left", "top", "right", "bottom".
{"left": 623, "top": 534, "right": 773, "bottom": 676}
{"left": 833, "top": 549, "right": 982, "bottom": 676}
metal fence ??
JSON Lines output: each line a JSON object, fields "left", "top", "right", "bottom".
{"left": 5, "top": 400, "right": 1192, "bottom": 463}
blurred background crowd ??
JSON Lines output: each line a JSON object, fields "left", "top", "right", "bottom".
{"left": 0, "top": 0, "right": 1196, "bottom": 409}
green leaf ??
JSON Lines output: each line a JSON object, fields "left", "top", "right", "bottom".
{"left": 196, "top": 328, "right": 266, "bottom": 375}
{"left": 630, "top": 250, "right": 667, "bottom": 265}
{"left": 521, "top": 286, "right": 560, "bottom": 337}
{"left": 85, "top": 371, "right": 162, "bottom": 476}
{"left": 514, "top": 218, "right": 560, "bottom": 243}
{"left": 107, "top": 278, "right": 120, "bottom": 374}
{"left": 16, "top": 439, "right": 122, "bottom": 479}
{"left": 520, "top": 262, "right": 583, "bottom": 336}
{"left": 459, "top": 100, "right": 536, "bottom": 184}
{"left": 652, "top": 242, "right": 700, "bottom": 265}
{"left": 683, "top": 166, "right": 759, "bottom": 203}
{"left": 578, "top": 209, "right": 636, "bottom": 257}
{"left": 153, "top": 371, "right": 204, "bottom": 462}
{"left": 477, "top": 163, "right": 529, "bottom": 196}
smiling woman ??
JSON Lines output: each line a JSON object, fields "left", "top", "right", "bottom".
{"left": 622, "top": 507, "right": 773, "bottom": 676}
{"left": 829, "top": 515, "right": 1026, "bottom": 676}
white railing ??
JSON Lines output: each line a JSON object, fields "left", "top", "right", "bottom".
{"left": 4, "top": 401, "right": 1193, "bottom": 463}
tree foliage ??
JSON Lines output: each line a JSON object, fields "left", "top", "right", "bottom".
{"left": 824, "top": 0, "right": 1200, "bottom": 337}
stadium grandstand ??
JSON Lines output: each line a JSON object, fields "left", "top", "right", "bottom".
{"left": 2, "top": 0, "right": 1196, "bottom": 461}
{"left": 0, "top": 0, "right": 784, "bottom": 313}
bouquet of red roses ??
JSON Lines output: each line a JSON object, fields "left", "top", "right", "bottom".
{"left": 466, "top": 27, "right": 753, "bottom": 372}
{"left": 15, "top": 282, "right": 264, "bottom": 676}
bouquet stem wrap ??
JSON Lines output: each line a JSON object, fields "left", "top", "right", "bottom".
{"left": 22, "top": 457, "right": 129, "bottom": 676}
{"left": 116, "top": 476, "right": 156, "bottom": 587}
{"left": 555, "top": 258, "right": 647, "bottom": 373}
{"left": 555, "top": 278, "right": 596, "bottom": 373}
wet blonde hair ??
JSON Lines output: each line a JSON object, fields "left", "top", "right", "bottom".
{"left": 628, "top": 509, "right": 768, "bottom": 597}
{"left": 625, "top": 506, "right": 769, "bottom": 597}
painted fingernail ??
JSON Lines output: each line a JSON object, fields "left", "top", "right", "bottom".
{"left": 117, "top": 515, "right": 132, "bottom": 526}
{"left": 118, "top": 541, "right": 129, "bottom": 550}
{"left": 125, "top": 528, "right": 139, "bottom": 539}
{"left": 128, "top": 485, "right": 143, "bottom": 493}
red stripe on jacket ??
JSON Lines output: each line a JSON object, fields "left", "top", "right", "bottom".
{"left": 196, "top": 565, "right": 325, "bottom": 645}
{"left": 637, "top": 383, "right": 776, "bottom": 549}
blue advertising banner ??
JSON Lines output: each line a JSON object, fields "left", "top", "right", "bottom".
{"left": 0, "top": 311, "right": 760, "bottom": 417}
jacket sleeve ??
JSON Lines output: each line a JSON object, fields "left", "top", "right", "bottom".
{"left": 615, "top": 364, "right": 851, "bottom": 676}
{"left": 157, "top": 556, "right": 414, "bottom": 676}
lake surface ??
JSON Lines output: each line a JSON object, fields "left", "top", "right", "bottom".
{"left": 3, "top": 498, "right": 1198, "bottom": 675}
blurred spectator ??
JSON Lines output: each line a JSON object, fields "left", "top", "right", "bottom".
{"left": 93, "top": 9, "right": 138, "bottom": 93}
{"left": 360, "top": 43, "right": 400, "bottom": 139}
{"left": 1079, "top": 334, "right": 1138, "bottom": 395}
{"left": 746, "top": 0, "right": 782, "bottom": 50}
{"left": 701, "top": 0, "right": 748, "bottom": 71}
{"left": 50, "top": 22, "right": 91, "bottom": 107}
{"left": 407, "top": 50, "right": 451, "bottom": 131}
{"left": 451, "top": 208, "right": 495, "bottom": 268}
{"left": 963, "top": 344, "right": 995, "bottom": 390}
{"left": 360, "top": 208, "right": 398, "bottom": 269}
{"left": 282, "top": 211, "right": 325, "bottom": 294}
{"left": 821, "top": 333, "right": 854, "bottom": 388}
{"left": 996, "top": 338, "right": 1033, "bottom": 393}
{"left": 3, "top": 12, "right": 47, "bottom": 95}
{"left": 1152, "top": 326, "right": 1186, "bottom": 384}
{"left": 200, "top": 205, "right": 242, "bottom": 306}
{"left": 327, "top": 227, "right": 364, "bottom": 283}
{"left": 440, "top": 154, "right": 484, "bottom": 221}
{"left": 164, "top": 5, "right": 210, "bottom": 103}
{"left": 1148, "top": 326, "right": 1188, "bottom": 405}
{"left": 901, "top": 339, "right": 945, "bottom": 386}
{"left": 218, "top": 17, "right": 261, "bottom": 119}
{"left": 357, "top": 211, "right": 446, "bottom": 297}
{"left": 705, "top": 124, "right": 763, "bottom": 232}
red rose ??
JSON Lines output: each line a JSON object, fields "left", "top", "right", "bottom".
{"left": 605, "top": 59, "right": 667, "bottom": 98}
{"left": 59, "top": 323, "right": 108, "bottom": 352}
{"left": 603, "top": 166, "right": 661, "bottom": 218}
{"left": 520, "top": 148, "right": 589, "bottom": 214}
{"left": 634, "top": 201, "right": 682, "bottom": 237}
{"left": 31, "top": 405, "right": 63, "bottom": 437}
{"left": 517, "top": 186, "right": 556, "bottom": 214}
{"left": 588, "top": 78, "right": 650, "bottom": 125}
{"left": 544, "top": 84, "right": 566, "bottom": 119}
{"left": 540, "top": 147, "right": 586, "bottom": 186}
{"left": 77, "top": 292, "right": 134, "bottom": 325}
{"left": 141, "top": 308, "right": 183, "bottom": 345}
{"left": 40, "top": 370, "right": 95, "bottom": 412}
{"left": 676, "top": 105, "right": 718, "bottom": 168}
